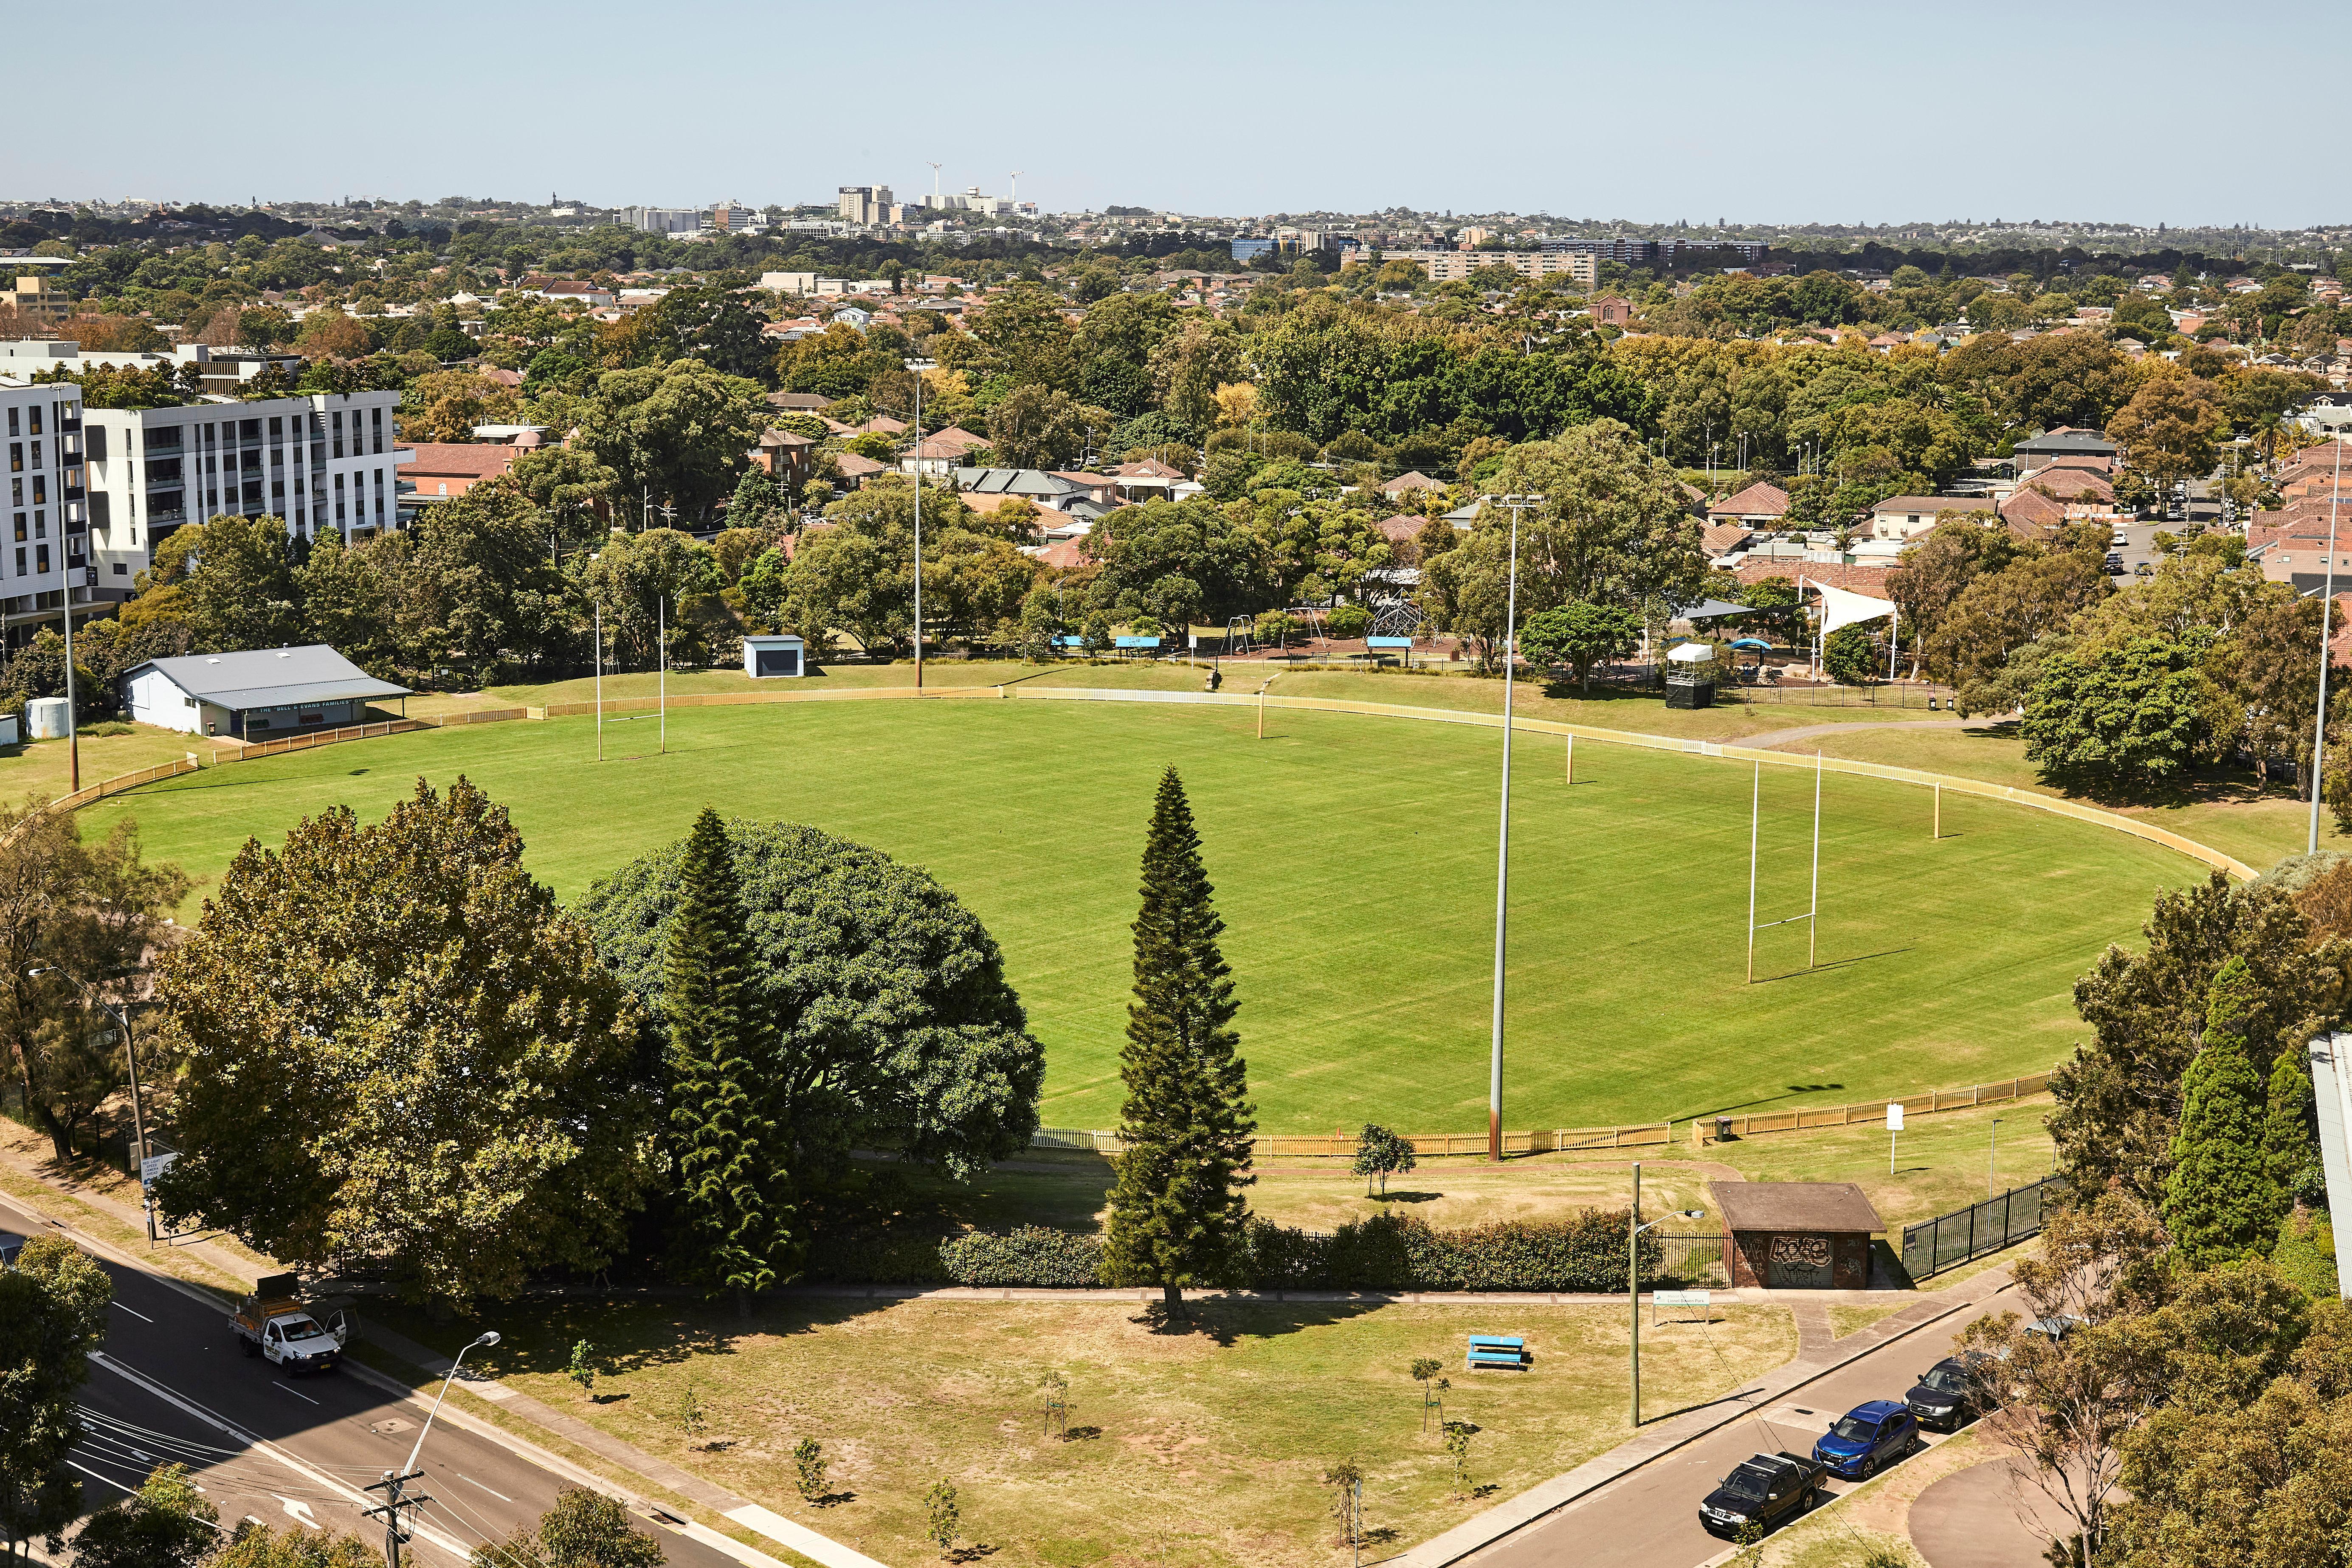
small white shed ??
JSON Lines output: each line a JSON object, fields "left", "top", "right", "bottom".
{"left": 743, "top": 635, "right": 806, "bottom": 678}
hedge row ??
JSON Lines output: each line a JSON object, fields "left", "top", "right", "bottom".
{"left": 804, "top": 1210, "right": 1662, "bottom": 1292}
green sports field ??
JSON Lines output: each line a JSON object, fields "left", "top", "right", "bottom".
{"left": 76, "top": 698, "right": 2200, "bottom": 1133}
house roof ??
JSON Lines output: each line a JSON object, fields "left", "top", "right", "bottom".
{"left": 756, "top": 428, "right": 815, "bottom": 449}
{"left": 396, "top": 442, "right": 518, "bottom": 479}
{"left": 1373, "top": 514, "right": 1425, "bottom": 544}
{"left": 1708, "top": 1180, "right": 1884, "bottom": 1235}
{"left": 912, "top": 427, "right": 988, "bottom": 459}
{"left": 957, "top": 467, "right": 1085, "bottom": 497}
{"left": 1999, "top": 487, "right": 2068, "bottom": 528}
{"left": 1710, "top": 481, "right": 1789, "bottom": 518}
{"left": 1870, "top": 495, "right": 1986, "bottom": 516}
{"left": 1031, "top": 537, "right": 1090, "bottom": 570}
{"left": 832, "top": 452, "right": 887, "bottom": 478}
{"left": 128, "top": 645, "right": 411, "bottom": 709}
{"left": 1113, "top": 458, "right": 1185, "bottom": 480}
{"left": 2014, "top": 428, "right": 2118, "bottom": 457}
{"left": 1381, "top": 470, "right": 1445, "bottom": 494}
{"left": 767, "top": 391, "right": 832, "bottom": 411}
{"left": 1733, "top": 558, "right": 1890, "bottom": 593}
{"left": 1702, "top": 521, "right": 1755, "bottom": 554}
{"left": 2027, "top": 468, "right": 2115, "bottom": 501}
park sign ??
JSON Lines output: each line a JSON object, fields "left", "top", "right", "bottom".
{"left": 1887, "top": 1103, "right": 1905, "bottom": 1131}
{"left": 141, "top": 1151, "right": 178, "bottom": 1190}
{"left": 1366, "top": 636, "right": 1413, "bottom": 648}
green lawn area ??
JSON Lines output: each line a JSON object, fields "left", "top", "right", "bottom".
{"left": 1771, "top": 721, "right": 2352, "bottom": 875}
{"left": 76, "top": 699, "right": 2190, "bottom": 1132}
{"left": 0, "top": 726, "right": 211, "bottom": 802}
{"left": 374, "top": 1293, "right": 1797, "bottom": 1568}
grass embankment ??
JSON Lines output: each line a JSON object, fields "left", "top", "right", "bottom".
{"left": 76, "top": 700, "right": 2185, "bottom": 1132}
{"left": 1771, "top": 721, "right": 2352, "bottom": 874}
{"left": 373, "top": 1294, "right": 1797, "bottom": 1568}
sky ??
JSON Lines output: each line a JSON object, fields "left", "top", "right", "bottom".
{"left": 11, "top": 0, "right": 2345, "bottom": 230}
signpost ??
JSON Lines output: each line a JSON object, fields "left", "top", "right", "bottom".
{"left": 1887, "top": 1102, "right": 1904, "bottom": 1174}
{"left": 1652, "top": 1289, "right": 1713, "bottom": 1326}
{"left": 139, "top": 1151, "right": 177, "bottom": 1190}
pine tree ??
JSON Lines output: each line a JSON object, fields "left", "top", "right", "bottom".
{"left": 2163, "top": 957, "right": 2284, "bottom": 1267}
{"left": 2262, "top": 1047, "right": 2318, "bottom": 1208}
{"left": 1102, "top": 769, "right": 1256, "bottom": 1317}
{"left": 665, "top": 808, "right": 791, "bottom": 1309}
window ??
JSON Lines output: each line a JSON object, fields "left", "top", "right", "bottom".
{"left": 9, "top": 513, "right": 20, "bottom": 541}
{"left": 26, "top": 407, "right": 39, "bottom": 436}
{"left": 268, "top": 416, "right": 283, "bottom": 438}
{"left": 332, "top": 411, "right": 344, "bottom": 459}
{"left": 34, "top": 545, "right": 48, "bottom": 574}
{"left": 28, "top": 441, "right": 38, "bottom": 468}
{"left": 11, "top": 548, "right": 20, "bottom": 574}
{"left": 371, "top": 407, "right": 383, "bottom": 453}
{"left": 30, "top": 477, "right": 42, "bottom": 506}
{"left": 4, "top": 409, "right": 14, "bottom": 436}
{"left": 8, "top": 479, "right": 16, "bottom": 507}
{"left": 7, "top": 442, "right": 18, "bottom": 472}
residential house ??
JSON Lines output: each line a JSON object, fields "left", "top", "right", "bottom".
{"left": 831, "top": 451, "right": 887, "bottom": 489}
{"left": 529, "top": 281, "right": 614, "bottom": 307}
{"left": 1380, "top": 470, "right": 1446, "bottom": 499}
{"left": 766, "top": 391, "right": 833, "bottom": 414}
{"left": 1868, "top": 496, "right": 1992, "bottom": 540}
{"left": 395, "top": 442, "right": 519, "bottom": 521}
{"left": 1110, "top": 457, "right": 1186, "bottom": 501}
{"left": 1707, "top": 480, "right": 1790, "bottom": 529}
{"left": 1997, "top": 485, "right": 2069, "bottom": 535}
{"left": 825, "top": 414, "right": 907, "bottom": 438}
{"left": 2248, "top": 513, "right": 2352, "bottom": 592}
{"left": 748, "top": 428, "right": 816, "bottom": 490}
{"left": 1591, "top": 296, "right": 1634, "bottom": 327}
{"left": 2011, "top": 428, "right": 2118, "bottom": 476}
{"left": 901, "top": 426, "right": 989, "bottom": 478}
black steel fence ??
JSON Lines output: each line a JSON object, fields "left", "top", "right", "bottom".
{"left": 1901, "top": 1176, "right": 2064, "bottom": 1280}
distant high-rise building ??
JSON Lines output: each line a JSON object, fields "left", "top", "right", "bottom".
{"left": 623, "top": 206, "right": 705, "bottom": 234}
{"left": 837, "top": 186, "right": 894, "bottom": 225}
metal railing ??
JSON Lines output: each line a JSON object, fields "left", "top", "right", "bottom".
{"left": 1900, "top": 1174, "right": 2064, "bottom": 1280}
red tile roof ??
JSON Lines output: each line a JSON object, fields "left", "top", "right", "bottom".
{"left": 1710, "top": 481, "right": 1789, "bottom": 519}
{"left": 1032, "top": 538, "right": 1090, "bottom": 570}
{"left": 1732, "top": 558, "right": 1890, "bottom": 593}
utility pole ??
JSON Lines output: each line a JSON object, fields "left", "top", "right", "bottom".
{"left": 362, "top": 1470, "right": 427, "bottom": 1568}
{"left": 906, "top": 356, "right": 938, "bottom": 689}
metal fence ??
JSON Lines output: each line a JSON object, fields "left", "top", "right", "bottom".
{"left": 1901, "top": 1175, "right": 2064, "bottom": 1280}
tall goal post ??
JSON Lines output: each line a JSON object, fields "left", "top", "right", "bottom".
{"left": 1745, "top": 752, "right": 1825, "bottom": 982}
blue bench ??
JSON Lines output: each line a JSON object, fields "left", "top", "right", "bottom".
{"left": 1467, "top": 1334, "right": 1530, "bottom": 1370}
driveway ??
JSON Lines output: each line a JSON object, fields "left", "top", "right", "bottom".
{"left": 1909, "top": 1454, "right": 2079, "bottom": 1568}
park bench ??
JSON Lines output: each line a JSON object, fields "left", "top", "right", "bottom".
{"left": 1467, "top": 1334, "right": 1529, "bottom": 1370}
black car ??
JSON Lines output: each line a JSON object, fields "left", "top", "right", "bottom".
{"left": 1697, "top": 1451, "right": 1825, "bottom": 1538}
{"left": 1904, "top": 1353, "right": 1993, "bottom": 1431}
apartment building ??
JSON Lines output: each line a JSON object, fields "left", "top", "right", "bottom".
{"left": 74, "top": 389, "right": 408, "bottom": 600}
{"left": 837, "top": 185, "right": 895, "bottom": 225}
{"left": 1371, "top": 249, "right": 1600, "bottom": 289}
{"left": 1, "top": 380, "right": 87, "bottom": 621}
{"left": 0, "top": 275, "right": 70, "bottom": 326}
{"left": 623, "top": 206, "right": 705, "bottom": 234}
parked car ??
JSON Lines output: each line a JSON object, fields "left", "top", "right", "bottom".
{"left": 1904, "top": 1353, "right": 1995, "bottom": 1431}
{"left": 1811, "top": 1399, "right": 1920, "bottom": 1480}
{"left": 1697, "top": 1452, "right": 1826, "bottom": 1537}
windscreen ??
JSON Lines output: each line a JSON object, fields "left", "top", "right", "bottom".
{"left": 1718, "top": 1467, "right": 1774, "bottom": 1501}
{"left": 1920, "top": 1365, "right": 1968, "bottom": 1394}
{"left": 1831, "top": 1415, "right": 1880, "bottom": 1442}
{"left": 279, "top": 1315, "right": 321, "bottom": 1337}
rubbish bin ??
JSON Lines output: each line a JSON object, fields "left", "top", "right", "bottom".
{"left": 1715, "top": 1115, "right": 1735, "bottom": 1143}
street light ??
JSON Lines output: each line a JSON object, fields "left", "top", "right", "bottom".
{"left": 26, "top": 966, "right": 152, "bottom": 1241}
{"left": 402, "top": 1330, "right": 501, "bottom": 1475}
{"left": 2308, "top": 440, "right": 2343, "bottom": 856}
{"left": 369, "top": 1329, "right": 500, "bottom": 1568}
{"left": 1488, "top": 494, "right": 1544, "bottom": 1163}
{"left": 1628, "top": 1159, "right": 1706, "bottom": 1427}
{"left": 906, "top": 356, "right": 939, "bottom": 690}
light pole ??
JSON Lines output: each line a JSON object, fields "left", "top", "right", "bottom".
{"left": 369, "top": 1329, "right": 499, "bottom": 1568}
{"left": 2309, "top": 440, "right": 2343, "bottom": 856}
{"left": 1628, "top": 1160, "right": 1705, "bottom": 1428}
{"left": 1488, "top": 493, "right": 1544, "bottom": 1163}
{"left": 1989, "top": 1117, "right": 2003, "bottom": 1196}
{"left": 906, "top": 356, "right": 938, "bottom": 690}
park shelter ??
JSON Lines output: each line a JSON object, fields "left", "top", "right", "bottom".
{"left": 742, "top": 634, "right": 806, "bottom": 678}
{"left": 1800, "top": 577, "right": 1897, "bottom": 678}
{"left": 121, "top": 646, "right": 409, "bottom": 739}
{"left": 1710, "top": 1181, "right": 1882, "bottom": 1289}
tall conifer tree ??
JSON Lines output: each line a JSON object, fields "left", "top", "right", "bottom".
{"left": 665, "top": 808, "right": 791, "bottom": 1308}
{"left": 2163, "top": 956, "right": 2283, "bottom": 1268}
{"left": 1103, "top": 769, "right": 1256, "bottom": 1317}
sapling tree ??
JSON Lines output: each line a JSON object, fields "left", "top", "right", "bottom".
{"left": 1409, "top": 1358, "right": 1442, "bottom": 1432}
{"left": 1353, "top": 1126, "right": 1417, "bottom": 1197}
{"left": 567, "top": 1340, "right": 597, "bottom": 1401}
{"left": 1039, "top": 1371, "right": 1069, "bottom": 1438}
{"left": 675, "top": 1386, "right": 706, "bottom": 1443}
{"left": 793, "top": 1439, "right": 827, "bottom": 1504}
{"left": 1442, "top": 1421, "right": 1476, "bottom": 1498}
{"left": 1321, "top": 1458, "right": 1364, "bottom": 1551}
{"left": 923, "top": 1482, "right": 961, "bottom": 1556}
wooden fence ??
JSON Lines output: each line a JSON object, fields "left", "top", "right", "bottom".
{"left": 1030, "top": 1071, "right": 2051, "bottom": 1160}
{"left": 225, "top": 718, "right": 428, "bottom": 760}
{"left": 36, "top": 754, "right": 202, "bottom": 813}
{"left": 420, "top": 707, "right": 530, "bottom": 726}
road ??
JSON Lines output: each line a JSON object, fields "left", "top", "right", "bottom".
{"left": 1461, "top": 1276, "right": 2032, "bottom": 1568}
{"left": 4, "top": 1190, "right": 746, "bottom": 1568}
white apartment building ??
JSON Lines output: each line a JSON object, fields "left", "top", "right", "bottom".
{"left": 1362, "top": 249, "right": 1600, "bottom": 289}
{"left": 1, "top": 380, "right": 88, "bottom": 621}
{"left": 75, "top": 389, "right": 408, "bottom": 601}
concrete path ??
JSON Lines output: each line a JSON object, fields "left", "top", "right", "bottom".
{"left": 1742, "top": 715, "right": 1998, "bottom": 751}
{"left": 1909, "top": 1456, "right": 2076, "bottom": 1568}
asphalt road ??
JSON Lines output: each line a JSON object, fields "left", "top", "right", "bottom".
{"left": 5, "top": 1191, "right": 742, "bottom": 1568}
{"left": 1461, "top": 1276, "right": 2032, "bottom": 1568}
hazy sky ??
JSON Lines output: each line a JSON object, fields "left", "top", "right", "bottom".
{"left": 13, "top": 0, "right": 2341, "bottom": 228}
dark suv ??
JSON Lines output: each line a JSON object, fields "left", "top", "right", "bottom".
{"left": 1904, "top": 1354, "right": 1992, "bottom": 1431}
{"left": 1811, "top": 1399, "right": 1919, "bottom": 1480}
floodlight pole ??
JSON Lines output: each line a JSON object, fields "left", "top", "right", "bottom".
{"left": 1490, "top": 493, "right": 1543, "bottom": 1163}
{"left": 658, "top": 595, "right": 667, "bottom": 756}
{"left": 593, "top": 599, "right": 603, "bottom": 763}
{"left": 1630, "top": 1161, "right": 1641, "bottom": 1425}
{"left": 907, "top": 356, "right": 938, "bottom": 690}
{"left": 1745, "top": 760, "right": 1760, "bottom": 984}
{"left": 1808, "top": 751, "right": 1822, "bottom": 970}
{"left": 2309, "top": 441, "right": 2342, "bottom": 856}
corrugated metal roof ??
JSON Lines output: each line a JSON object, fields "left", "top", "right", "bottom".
{"left": 130, "top": 645, "right": 411, "bottom": 708}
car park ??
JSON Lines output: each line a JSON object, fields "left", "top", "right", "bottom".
{"left": 1811, "top": 1399, "right": 1920, "bottom": 1480}
{"left": 1697, "top": 1452, "right": 1825, "bottom": 1538}
{"left": 1904, "top": 1354, "right": 1994, "bottom": 1431}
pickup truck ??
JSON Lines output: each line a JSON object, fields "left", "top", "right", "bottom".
{"left": 1697, "top": 1451, "right": 1826, "bottom": 1538}
{"left": 231, "top": 1274, "right": 349, "bottom": 1373}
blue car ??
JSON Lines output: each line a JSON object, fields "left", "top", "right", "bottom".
{"left": 1811, "top": 1399, "right": 1919, "bottom": 1480}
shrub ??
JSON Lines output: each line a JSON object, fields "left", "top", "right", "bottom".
{"left": 938, "top": 1226, "right": 1103, "bottom": 1287}
{"left": 1327, "top": 604, "right": 1374, "bottom": 639}
{"left": 803, "top": 1226, "right": 950, "bottom": 1286}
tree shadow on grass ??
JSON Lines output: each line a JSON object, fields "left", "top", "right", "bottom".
{"left": 1130, "top": 1295, "right": 1391, "bottom": 1346}
{"left": 943, "top": 1546, "right": 997, "bottom": 1563}
{"left": 1372, "top": 1191, "right": 1442, "bottom": 1205}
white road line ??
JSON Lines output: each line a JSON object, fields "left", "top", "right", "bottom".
{"left": 273, "top": 1382, "right": 321, "bottom": 1406}
{"left": 87, "top": 1351, "right": 470, "bottom": 1562}
{"left": 112, "top": 1301, "right": 157, "bottom": 1323}
{"left": 456, "top": 1473, "right": 512, "bottom": 1503}
{"left": 68, "top": 1460, "right": 136, "bottom": 1494}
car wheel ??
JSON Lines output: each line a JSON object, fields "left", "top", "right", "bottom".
{"left": 1859, "top": 1457, "right": 1877, "bottom": 1480}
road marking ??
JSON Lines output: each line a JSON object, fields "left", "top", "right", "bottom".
{"left": 274, "top": 1382, "right": 321, "bottom": 1406}
{"left": 68, "top": 1460, "right": 136, "bottom": 1494}
{"left": 112, "top": 1301, "right": 157, "bottom": 1323}
{"left": 457, "top": 1473, "right": 512, "bottom": 1503}
{"left": 276, "top": 1496, "right": 320, "bottom": 1527}
{"left": 87, "top": 1351, "right": 470, "bottom": 1562}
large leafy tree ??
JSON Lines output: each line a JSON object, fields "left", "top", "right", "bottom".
{"left": 573, "top": 527, "right": 728, "bottom": 671}
{"left": 0, "top": 1236, "right": 111, "bottom": 1565}
{"left": 1080, "top": 495, "right": 1270, "bottom": 631}
{"left": 71, "top": 1464, "right": 219, "bottom": 1568}
{"left": 2163, "top": 958, "right": 2285, "bottom": 1269}
{"left": 1102, "top": 769, "right": 1256, "bottom": 1317}
{"left": 662, "top": 808, "right": 791, "bottom": 1306}
{"left": 290, "top": 528, "right": 398, "bottom": 677}
{"left": 2021, "top": 634, "right": 2210, "bottom": 790}
{"left": 580, "top": 818, "right": 1044, "bottom": 1184}
{"left": 575, "top": 360, "right": 766, "bottom": 520}
{"left": 780, "top": 478, "right": 1036, "bottom": 655}
{"left": 155, "top": 778, "right": 655, "bottom": 1309}
{"left": 392, "top": 476, "right": 573, "bottom": 684}
{"left": 181, "top": 513, "right": 304, "bottom": 653}
{"left": 1519, "top": 600, "right": 1641, "bottom": 691}
{"left": 648, "top": 287, "right": 772, "bottom": 383}
{"left": 2107, "top": 375, "right": 2227, "bottom": 486}
{"left": 509, "top": 444, "right": 620, "bottom": 556}
{"left": 0, "top": 803, "right": 187, "bottom": 1162}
